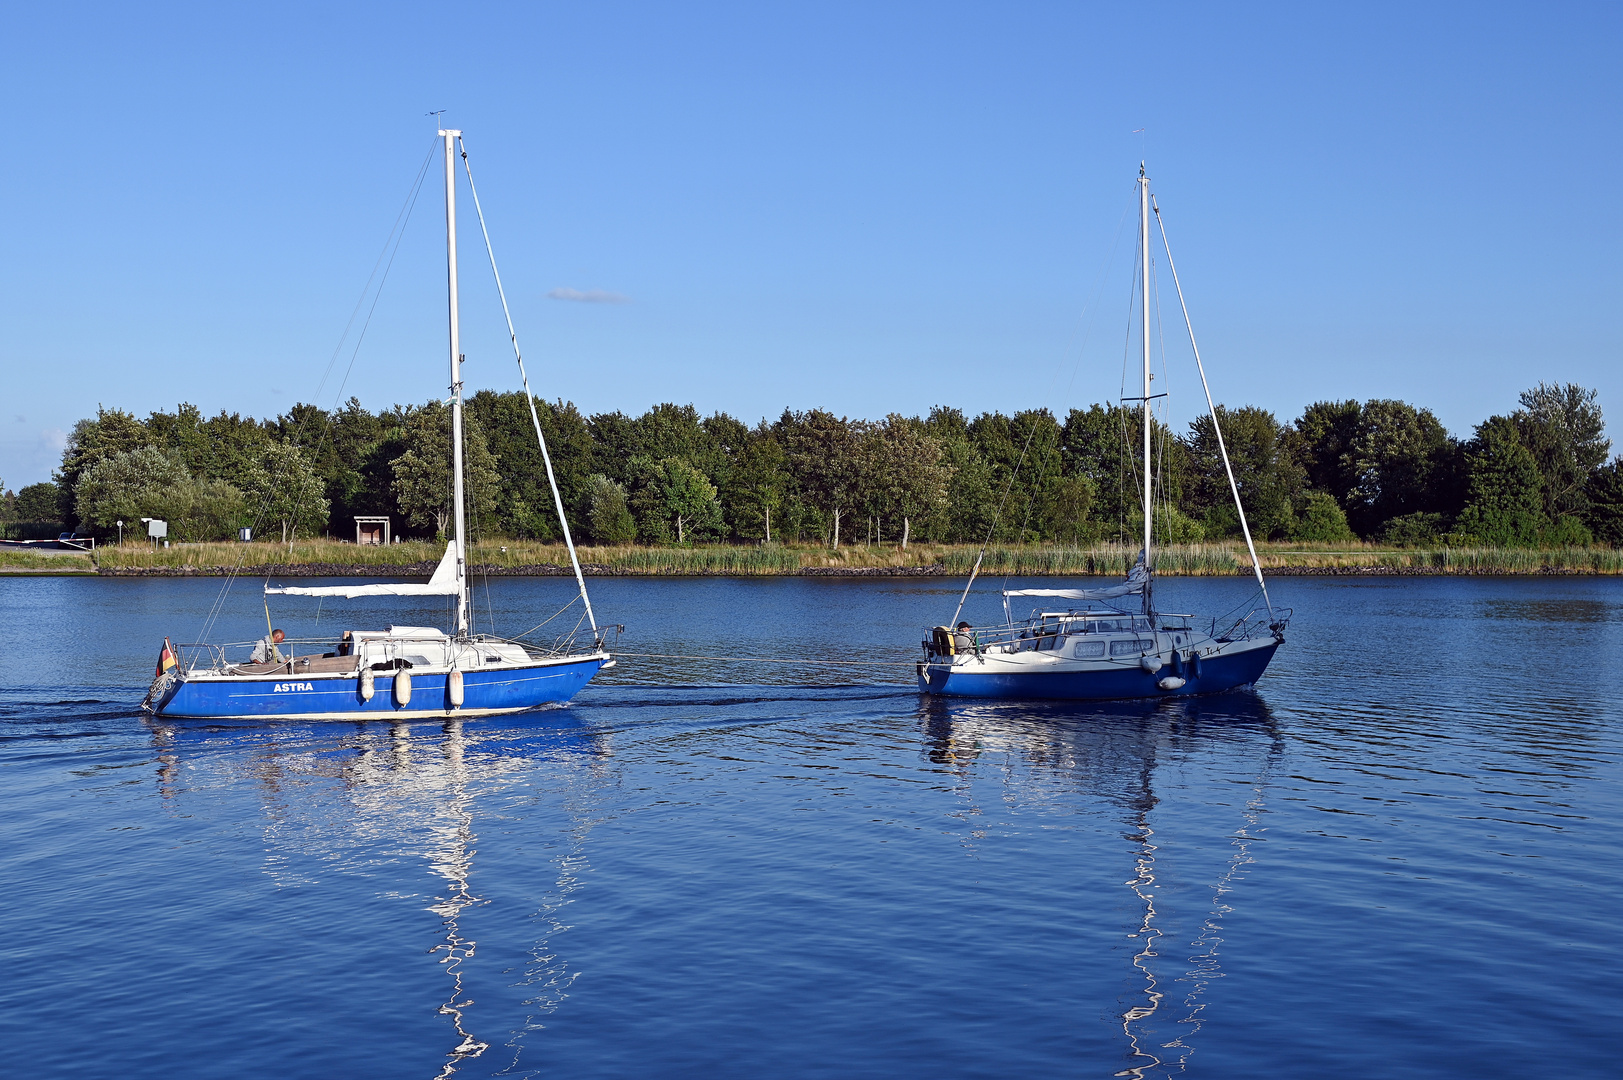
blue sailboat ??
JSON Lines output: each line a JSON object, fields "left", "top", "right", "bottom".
{"left": 144, "top": 128, "right": 612, "bottom": 720}
{"left": 918, "top": 165, "right": 1290, "bottom": 700}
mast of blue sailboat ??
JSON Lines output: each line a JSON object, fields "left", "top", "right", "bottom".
{"left": 442, "top": 127, "right": 470, "bottom": 637}
{"left": 1139, "top": 163, "right": 1153, "bottom": 617}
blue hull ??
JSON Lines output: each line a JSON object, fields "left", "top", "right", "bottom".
{"left": 919, "top": 643, "right": 1278, "bottom": 701}
{"left": 153, "top": 657, "right": 606, "bottom": 720}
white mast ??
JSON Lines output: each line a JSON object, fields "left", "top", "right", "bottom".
{"left": 1139, "top": 163, "right": 1153, "bottom": 614}
{"left": 442, "top": 128, "right": 470, "bottom": 636}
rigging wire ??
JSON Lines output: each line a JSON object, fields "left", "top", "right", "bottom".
{"left": 951, "top": 183, "right": 1138, "bottom": 628}
{"left": 456, "top": 135, "right": 599, "bottom": 640}
{"left": 197, "top": 136, "right": 440, "bottom": 645}
{"left": 1150, "top": 194, "right": 1274, "bottom": 620}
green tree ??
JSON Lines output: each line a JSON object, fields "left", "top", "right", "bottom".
{"left": 1345, "top": 399, "right": 1460, "bottom": 537}
{"left": 585, "top": 474, "right": 637, "bottom": 544}
{"left": 55, "top": 406, "right": 154, "bottom": 528}
{"left": 243, "top": 443, "right": 331, "bottom": 543}
{"left": 15, "top": 482, "right": 62, "bottom": 522}
{"left": 1186, "top": 406, "right": 1304, "bottom": 540}
{"left": 1584, "top": 458, "right": 1623, "bottom": 545}
{"left": 73, "top": 448, "right": 244, "bottom": 541}
{"left": 722, "top": 425, "right": 789, "bottom": 542}
{"left": 782, "top": 409, "right": 863, "bottom": 548}
{"left": 1294, "top": 491, "right": 1355, "bottom": 543}
{"left": 1452, "top": 416, "right": 1546, "bottom": 545}
{"left": 879, "top": 415, "right": 952, "bottom": 548}
{"left": 200, "top": 410, "right": 275, "bottom": 488}
{"left": 1295, "top": 400, "right": 1363, "bottom": 508}
{"left": 1513, "top": 382, "right": 1610, "bottom": 521}
{"left": 389, "top": 403, "right": 500, "bottom": 539}
{"left": 628, "top": 456, "right": 723, "bottom": 544}
{"left": 74, "top": 446, "right": 188, "bottom": 535}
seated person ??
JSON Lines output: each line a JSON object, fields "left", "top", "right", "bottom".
{"left": 336, "top": 630, "right": 354, "bottom": 657}
{"left": 251, "top": 628, "right": 286, "bottom": 665}
{"left": 953, "top": 621, "right": 975, "bottom": 653}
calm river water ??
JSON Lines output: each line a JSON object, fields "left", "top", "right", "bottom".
{"left": 1, "top": 573, "right": 1620, "bottom": 1078}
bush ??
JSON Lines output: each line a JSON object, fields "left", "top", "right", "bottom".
{"left": 1381, "top": 512, "right": 1447, "bottom": 546}
{"left": 1294, "top": 492, "right": 1355, "bottom": 543}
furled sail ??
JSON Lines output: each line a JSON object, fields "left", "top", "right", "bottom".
{"left": 265, "top": 541, "right": 463, "bottom": 599}
{"left": 1004, "top": 552, "right": 1149, "bottom": 602}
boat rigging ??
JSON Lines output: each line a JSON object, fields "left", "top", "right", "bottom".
{"left": 918, "top": 164, "right": 1290, "bottom": 700}
{"left": 143, "top": 129, "right": 613, "bottom": 720}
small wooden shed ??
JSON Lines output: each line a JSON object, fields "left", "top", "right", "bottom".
{"left": 355, "top": 516, "right": 391, "bottom": 546}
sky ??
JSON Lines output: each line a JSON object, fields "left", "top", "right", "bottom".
{"left": 2, "top": 1, "right": 1619, "bottom": 488}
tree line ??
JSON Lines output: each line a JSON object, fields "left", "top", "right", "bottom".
{"left": 12, "top": 382, "right": 1622, "bottom": 548}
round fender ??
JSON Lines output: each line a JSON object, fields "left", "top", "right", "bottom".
{"left": 448, "top": 668, "right": 465, "bottom": 708}
{"left": 1157, "top": 675, "right": 1187, "bottom": 691}
{"left": 393, "top": 669, "right": 412, "bottom": 707}
{"left": 1140, "top": 655, "right": 1163, "bottom": 674}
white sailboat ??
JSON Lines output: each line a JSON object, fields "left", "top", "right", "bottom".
{"left": 918, "top": 165, "right": 1290, "bottom": 700}
{"left": 144, "top": 129, "right": 613, "bottom": 720}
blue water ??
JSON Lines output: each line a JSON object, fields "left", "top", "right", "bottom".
{"left": 2, "top": 573, "right": 1620, "bottom": 1078}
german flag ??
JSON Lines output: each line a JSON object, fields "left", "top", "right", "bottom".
{"left": 155, "top": 638, "right": 177, "bottom": 676}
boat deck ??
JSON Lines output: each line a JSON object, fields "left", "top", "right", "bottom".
{"left": 226, "top": 653, "right": 360, "bottom": 677}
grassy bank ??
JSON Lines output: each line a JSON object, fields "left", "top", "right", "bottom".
{"left": 65, "top": 538, "right": 1623, "bottom": 576}
{"left": 0, "top": 550, "right": 97, "bottom": 573}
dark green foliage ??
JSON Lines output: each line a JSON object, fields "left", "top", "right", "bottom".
{"left": 1380, "top": 511, "right": 1447, "bottom": 546}
{"left": 1295, "top": 400, "right": 1363, "bottom": 507}
{"left": 1584, "top": 458, "right": 1623, "bottom": 544}
{"left": 1295, "top": 491, "right": 1356, "bottom": 543}
{"left": 1513, "top": 382, "right": 1610, "bottom": 521}
{"left": 1344, "top": 399, "right": 1462, "bottom": 537}
{"left": 584, "top": 474, "right": 637, "bottom": 544}
{"left": 55, "top": 406, "right": 154, "bottom": 528}
{"left": 15, "top": 482, "right": 62, "bottom": 522}
{"left": 1453, "top": 416, "right": 1547, "bottom": 545}
{"left": 626, "top": 456, "right": 724, "bottom": 544}
{"left": 46, "top": 382, "right": 1616, "bottom": 549}
{"left": 1187, "top": 406, "right": 1304, "bottom": 540}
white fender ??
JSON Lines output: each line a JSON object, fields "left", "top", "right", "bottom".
{"left": 1158, "top": 675, "right": 1187, "bottom": 691}
{"left": 1140, "top": 655, "right": 1164, "bottom": 674}
{"left": 448, "top": 668, "right": 465, "bottom": 708}
{"left": 393, "top": 668, "right": 412, "bottom": 707}
{"left": 359, "top": 668, "right": 374, "bottom": 702}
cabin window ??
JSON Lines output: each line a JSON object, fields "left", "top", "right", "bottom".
{"left": 1072, "top": 640, "right": 1105, "bottom": 658}
{"left": 1110, "top": 638, "right": 1153, "bottom": 657}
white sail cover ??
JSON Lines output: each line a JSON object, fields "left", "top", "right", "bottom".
{"left": 1004, "top": 552, "right": 1150, "bottom": 602}
{"left": 265, "top": 541, "right": 463, "bottom": 599}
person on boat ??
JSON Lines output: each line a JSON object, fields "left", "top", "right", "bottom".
{"left": 335, "top": 630, "right": 353, "bottom": 657}
{"left": 251, "top": 629, "right": 286, "bottom": 665}
{"left": 954, "top": 622, "right": 975, "bottom": 653}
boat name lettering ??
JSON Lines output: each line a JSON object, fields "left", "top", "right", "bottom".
{"left": 273, "top": 682, "right": 314, "bottom": 692}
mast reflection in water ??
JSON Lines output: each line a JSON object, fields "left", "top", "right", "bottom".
{"left": 920, "top": 692, "right": 1283, "bottom": 1077}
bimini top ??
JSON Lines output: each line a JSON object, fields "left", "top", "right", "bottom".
{"left": 1004, "top": 552, "right": 1149, "bottom": 602}
{"left": 265, "top": 541, "right": 462, "bottom": 599}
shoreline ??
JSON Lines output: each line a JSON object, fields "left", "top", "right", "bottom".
{"left": 66, "top": 562, "right": 1619, "bottom": 578}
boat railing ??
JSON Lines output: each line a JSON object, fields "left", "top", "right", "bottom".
{"left": 1212, "top": 607, "right": 1291, "bottom": 642}
{"left": 511, "top": 622, "right": 622, "bottom": 660}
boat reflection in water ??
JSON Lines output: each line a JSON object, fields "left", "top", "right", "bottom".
{"left": 142, "top": 716, "right": 616, "bottom": 1077}
{"left": 917, "top": 691, "right": 1283, "bottom": 1078}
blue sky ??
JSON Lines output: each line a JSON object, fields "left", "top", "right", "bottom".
{"left": 2, "top": 1, "right": 1618, "bottom": 487}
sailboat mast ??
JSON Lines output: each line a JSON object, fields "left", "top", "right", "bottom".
{"left": 1139, "top": 164, "right": 1152, "bottom": 608}
{"left": 442, "top": 128, "right": 470, "bottom": 636}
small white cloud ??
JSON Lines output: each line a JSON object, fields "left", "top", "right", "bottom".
{"left": 39, "top": 428, "right": 66, "bottom": 452}
{"left": 547, "top": 287, "right": 630, "bottom": 304}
